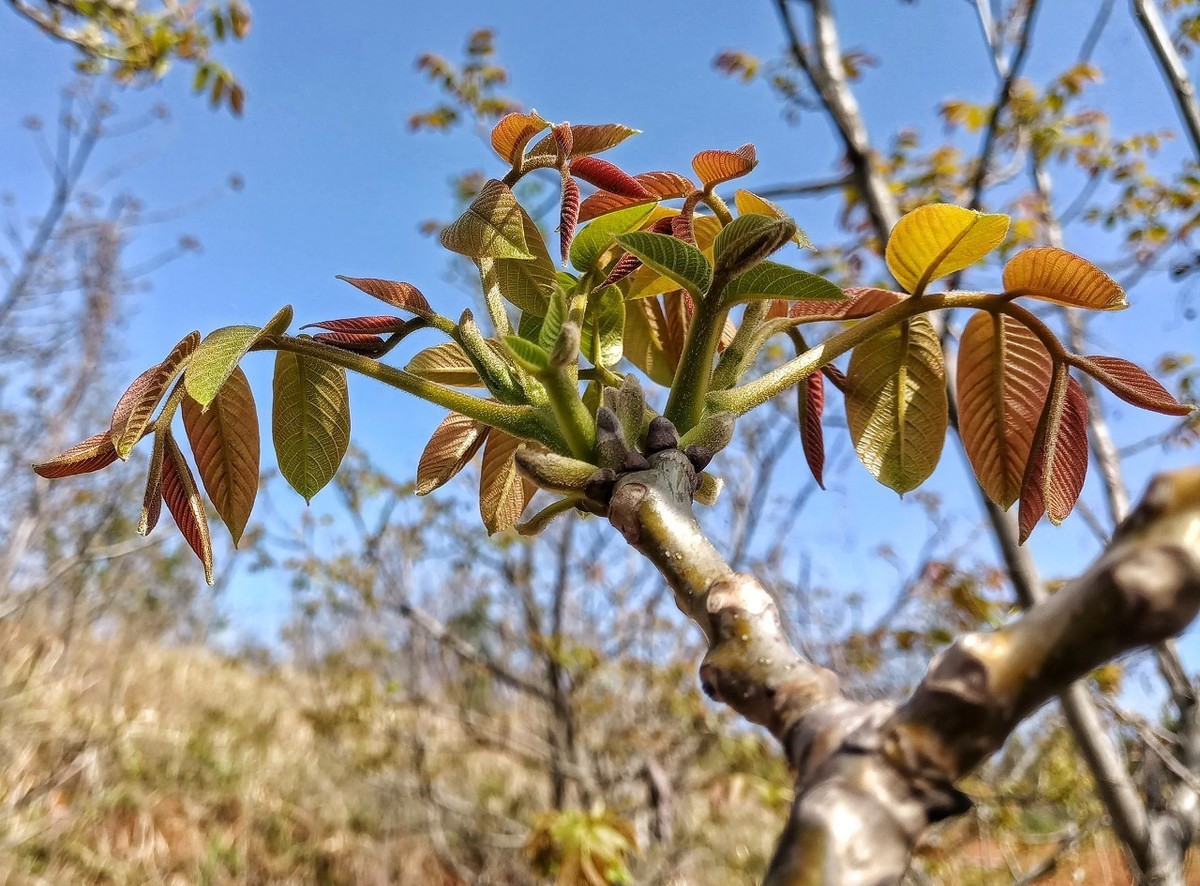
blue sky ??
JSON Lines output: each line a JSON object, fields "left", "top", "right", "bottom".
{"left": 3, "top": 1, "right": 1198, "bottom": 654}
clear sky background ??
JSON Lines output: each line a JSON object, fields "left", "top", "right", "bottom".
{"left": 2, "top": 2, "right": 1198, "bottom": 669}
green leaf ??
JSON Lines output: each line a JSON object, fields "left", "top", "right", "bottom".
{"left": 475, "top": 195, "right": 556, "bottom": 317}
{"left": 185, "top": 305, "right": 293, "bottom": 407}
{"left": 614, "top": 231, "right": 711, "bottom": 298}
{"left": 272, "top": 350, "right": 351, "bottom": 503}
{"left": 722, "top": 261, "right": 845, "bottom": 305}
{"left": 538, "top": 287, "right": 567, "bottom": 351}
{"left": 405, "top": 341, "right": 484, "bottom": 387}
{"left": 845, "top": 315, "right": 948, "bottom": 494}
{"left": 734, "top": 190, "right": 813, "bottom": 248}
{"left": 712, "top": 214, "right": 796, "bottom": 280}
{"left": 503, "top": 335, "right": 550, "bottom": 373}
{"left": 441, "top": 179, "right": 535, "bottom": 261}
{"left": 581, "top": 285, "right": 625, "bottom": 368}
{"left": 569, "top": 204, "right": 656, "bottom": 273}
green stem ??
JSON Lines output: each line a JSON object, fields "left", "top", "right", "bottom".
{"left": 703, "top": 190, "right": 735, "bottom": 225}
{"left": 664, "top": 278, "right": 733, "bottom": 434}
{"left": 260, "top": 334, "right": 551, "bottom": 445}
{"left": 709, "top": 291, "right": 1002, "bottom": 415}
{"left": 711, "top": 299, "right": 770, "bottom": 390}
{"left": 540, "top": 369, "right": 595, "bottom": 460}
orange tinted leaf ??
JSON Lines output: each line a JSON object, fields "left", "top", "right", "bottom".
{"left": 798, "top": 371, "right": 826, "bottom": 488}
{"left": 528, "top": 123, "right": 639, "bottom": 159}
{"left": 560, "top": 174, "right": 580, "bottom": 264}
{"left": 32, "top": 431, "right": 119, "bottom": 478}
{"left": 183, "top": 367, "right": 260, "bottom": 546}
{"left": 417, "top": 412, "right": 489, "bottom": 495}
{"left": 789, "top": 287, "right": 904, "bottom": 321}
{"left": 336, "top": 276, "right": 433, "bottom": 316}
{"left": 1003, "top": 247, "right": 1127, "bottom": 310}
{"left": 110, "top": 331, "right": 200, "bottom": 458}
{"left": 957, "top": 312, "right": 1054, "bottom": 508}
{"left": 161, "top": 432, "right": 214, "bottom": 584}
{"left": 552, "top": 121, "right": 573, "bottom": 160}
{"left": 1081, "top": 355, "right": 1193, "bottom": 416}
{"left": 569, "top": 157, "right": 649, "bottom": 198}
{"left": 692, "top": 143, "right": 757, "bottom": 188}
{"left": 139, "top": 431, "right": 166, "bottom": 536}
{"left": 478, "top": 429, "right": 535, "bottom": 534}
{"left": 1018, "top": 373, "right": 1089, "bottom": 542}
{"left": 490, "top": 110, "right": 548, "bottom": 163}
{"left": 578, "top": 171, "right": 695, "bottom": 222}
{"left": 623, "top": 296, "right": 674, "bottom": 386}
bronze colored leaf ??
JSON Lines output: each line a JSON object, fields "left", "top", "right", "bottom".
{"left": 527, "top": 123, "right": 640, "bottom": 159}
{"left": 405, "top": 341, "right": 484, "bottom": 387}
{"left": 490, "top": 110, "right": 548, "bottom": 163}
{"left": 417, "top": 411, "right": 489, "bottom": 496}
{"left": 183, "top": 367, "right": 260, "bottom": 545}
{"left": 1080, "top": 355, "right": 1193, "bottom": 416}
{"left": 623, "top": 296, "right": 674, "bottom": 387}
{"left": 569, "top": 157, "right": 649, "bottom": 198}
{"left": 300, "top": 315, "right": 409, "bottom": 334}
{"left": 692, "top": 143, "right": 757, "bottom": 188}
{"left": 578, "top": 171, "right": 696, "bottom": 222}
{"left": 336, "top": 277, "right": 433, "bottom": 316}
{"left": 956, "top": 312, "right": 1054, "bottom": 509}
{"left": 139, "top": 431, "right": 166, "bottom": 536}
{"left": 311, "top": 331, "right": 389, "bottom": 356}
{"left": 1002, "top": 247, "right": 1127, "bottom": 310}
{"left": 110, "top": 331, "right": 201, "bottom": 458}
{"left": 1018, "top": 372, "right": 1089, "bottom": 541}
{"left": 161, "top": 432, "right": 214, "bottom": 585}
{"left": 560, "top": 174, "right": 580, "bottom": 264}
{"left": 32, "top": 431, "right": 119, "bottom": 478}
{"left": 789, "top": 287, "right": 904, "bottom": 321}
{"left": 479, "top": 428, "right": 536, "bottom": 534}
{"left": 798, "top": 370, "right": 826, "bottom": 488}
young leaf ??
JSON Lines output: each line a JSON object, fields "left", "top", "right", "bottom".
{"left": 183, "top": 367, "right": 260, "bottom": 546}
{"left": 477, "top": 191, "right": 557, "bottom": 317}
{"left": 692, "top": 143, "right": 757, "bottom": 188}
{"left": 490, "top": 110, "right": 548, "bottom": 163}
{"left": 798, "top": 371, "right": 826, "bottom": 488}
{"left": 551, "top": 121, "right": 574, "bottom": 160}
{"left": 734, "top": 189, "right": 813, "bottom": 248}
{"left": 312, "top": 332, "right": 388, "bottom": 356}
{"left": 272, "top": 350, "right": 351, "bottom": 503}
{"left": 33, "top": 431, "right": 119, "bottom": 478}
{"left": 161, "top": 432, "right": 214, "bottom": 585}
{"left": 111, "top": 331, "right": 201, "bottom": 458}
{"left": 578, "top": 171, "right": 695, "bottom": 222}
{"left": 300, "top": 315, "right": 410, "bottom": 334}
{"left": 789, "top": 287, "right": 903, "bottom": 321}
{"left": 559, "top": 174, "right": 580, "bottom": 265}
{"left": 1003, "top": 247, "right": 1127, "bottom": 310}
{"left": 712, "top": 214, "right": 796, "bottom": 280}
{"left": 721, "top": 260, "right": 844, "bottom": 305}
{"left": 139, "top": 431, "right": 166, "bottom": 536}
{"left": 956, "top": 312, "right": 1054, "bottom": 509}
{"left": 885, "top": 203, "right": 1009, "bottom": 294}
{"left": 479, "top": 429, "right": 536, "bottom": 534}
{"left": 569, "top": 157, "right": 650, "bottom": 198}
{"left": 527, "top": 123, "right": 639, "bottom": 159}
{"left": 416, "top": 411, "right": 489, "bottom": 496}
{"left": 846, "top": 315, "right": 948, "bottom": 493}
{"left": 581, "top": 284, "right": 625, "bottom": 368}
{"left": 440, "top": 179, "right": 536, "bottom": 261}
{"left": 1018, "top": 372, "right": 1089, "bottom": 541}
{"left": 185, "top": 305, "right": 293, "bottom": 408}
{"left": 694, "top": 472, "right": 724, "bottom": 506}
{"left": 624, "top": 297, "right": 675, "bottom": 387}
{"left": 570, "top": 203, "right": 657, "bottom": 273}
{"left": 405, "top": 341, "right": 484, "bottom": 387}
{"left": 538, "top": 287, "right": 567, "bottom": 352}
{"left": 503, "top": 335, "right": 551, "bottom": 373}
{"left": 1080, "top": 355, "right": 1193, "bottom": 415}
{"left": 614, "top": 231, "right": 712, "bottom": 298}
{"left": 336, "top": 277, "right": 433, "bottom": 316}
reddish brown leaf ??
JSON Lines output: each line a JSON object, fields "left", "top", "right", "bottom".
{"left": 161, "top": 432, "right": 214, "bottom": 584}
{"left": 417, "top": 412, "right": 490, "bottom": 495}
{"left": 578, "top": 171, "right": 696, "bottom": 222}
{"left": 798, "top": 371, "right": 826, "bottom": 488}
{"left": 1003, "top": 247, "right": 1126, "bottom": 310}
{"left": 490, "top": 110, "right": 548, "bottom": 163}
{"left": 336, "top": 276, "right": 432, "bottom": 317}
{"left": 602, "top": 251, "right": 643, "bottom": 287}
{"left": 312, "top": 331, "right": 389, "bottom": 356}
{"left": 139, "top": 431, "right": 166, "bottom": 536}
{"left": 662, "top": 290, "right": 690, "bottom": 369}
{"left": 32, "top": 431, "right": 119, "bottom": 478}
{"left": 552, "top": 121, "right": 573, "bottom": 160}
{"left": 110, "top": 331, "right": 200, "bottom": 458}
{"left": 692, "top": 143, "right": 757, "bottom": 188}
{"left": 672, "top": 208, "right": 696, "bottom": 246}
{"left": 527, "top": 123, "right": 639, "bottom": 159}
{"left": 1080, "top": 355, "right": 1193, "bottom": 416}
{"left": 789, "top": 287, "right": 904, "bottom": 321}
{"left": 766, "top": 299, "right": 790, "bottom": 320}
{"left": 300, "top": 315, "right": 409, "bottom": 334}
{"left": 569, "top": 157, "right": 649, "bottom": 198}
{"left": 559, "top": 174, "right": 580, "bottom": 264}
{"left": 479, "top": 428, "right": 536, "bottom": 534}
{"left": 1018, "top": 373, "right": 1089, "bottom": 542}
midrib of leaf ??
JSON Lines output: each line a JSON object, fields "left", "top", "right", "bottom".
{"left": 912, "top": 217, "right": 975, "bottom": 296}
{"left": 989, "top": 316, "right": 1011, "bottom": 497}
{"left": 895, "top": 321, "right": 911, "bottom": 481}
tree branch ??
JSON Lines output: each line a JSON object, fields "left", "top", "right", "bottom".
{"left": 1132, "top": 0, "right": 1200, "bottom": 159}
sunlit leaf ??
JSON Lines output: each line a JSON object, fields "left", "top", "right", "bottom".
{"left": 692, "top": 143, "right": 757, "bottom": 187}
{"left": 416, "top": 411, "right": 489, "bottom": 495}
{"left": 614, "top": 231, "right": 711, "bottom": 297}
{"left": 527, "top": 123, "right": 639, "bottom": 159}
{"left": 33, "top": 430, "right": 119, "bottom": 478}
{"left": 846, "top": 315, "right": 948, "bottom": 493}
{"left": 490, "top": 110, "right": 548, "bottom": 163}
{"left": 183, "top": 367, "right": 259, "bottom": 545}
{"left": 503, "top": 335, "right": 550, "bottom": 373}
{"left": 1080, "top": 354, "right": 1193, "bottom": 415}
{"left": 570, "top": 203, "right": 656, "bottom": 273}
{"left": 734, "top": 189, "right": 813, "bottom": 248}
{"left": 300, "top": 315, "right": 410, "bottom": 334}
{"left": 624, "top": 297, "right": 674, "bottom": 386}
{"left": 789, "top": 287, "right": 903, "bottom": 321}
{"left": 139, "top": 431, "right": 166, "bottom": 536}
{"left": 336, "top": 277, "right": 432, "bottom": 316}
{"left": 111, "top": 331, "right": 200, "bottom": 458}
{"left": 272, "top": 350, "right": 351, "bottom": 503}
{"left": 479, "top": 429, "right": 536, "bottom": 534}
{"left": 578, "top": 171, "right": 695, "bottom": 222}
{"left": 538, "top": 287, "right": 567, "bottom": 351}
{"left": 885, "top": 203, "right": 1009, "bottom": 293}
{"left": 956, "top": 312, "right": 1054, "bottom": 509}
{"left": 1002, "top": 247, "right": 1127, "bottom": 310}
{"left": 405, "top": 341, "right": 484, "bottom": 387}
{"left": 722, "top": 260, "right": 843, "bottom": 304}
{"left": 1019, "top": 372, "right": 1089, "bottom": 541}
{"left": 477, "top": 190, "right": 556, "bottom": 316}
{"left": 440, "top": 179, "right": 535, "bottom": 261}
{"left": 185, "top": 305, "right": 293, "bottom": 408}
{"left": 569, "top": 157, "right": 650, "bottom": 198}
{"left": 581, "top": 284, "right": 625, "bottom": 367}
{"left": 161, "top": 432, "right": 214, "bottom": 585}
{"left": 798, "top": 371, "right": 826, "bottom": 488}
{"left": 559, "top": 174, "right": 580, "bottom": 264}
{"left": 713, "top": 214, "right": 796, "bottom": 280}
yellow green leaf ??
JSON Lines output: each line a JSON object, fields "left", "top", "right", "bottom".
{"left": 846, "top": 315, "right": 948, "bottom": 493}
{"left": 185, "top": 305, "right": 293, "bottom": 407}
{"left": 405, "top": 341, "right": 484, "bottom": 387}
{"left": 1002, "top": 246, "right": 1127, "bottom": 310}
{"left": 734, "top": 189, "right": 813, "bottom": 248}
{"left": 614, "top": 231, "right": 711, "bottom": 297}
{"left": 478, "top": 429, "right": 536, "bottom": 534}
{"left": 885, "top": 203, "right": 1009, "bottom": 294}
{"left": 110, "top": 331, "right": 200, "bottom": 458}
{"left": 440, "top": 179, "right": 535, "bottom": 261}
{"left": 272, "top": 350, "right": 350, "bottom": 503}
